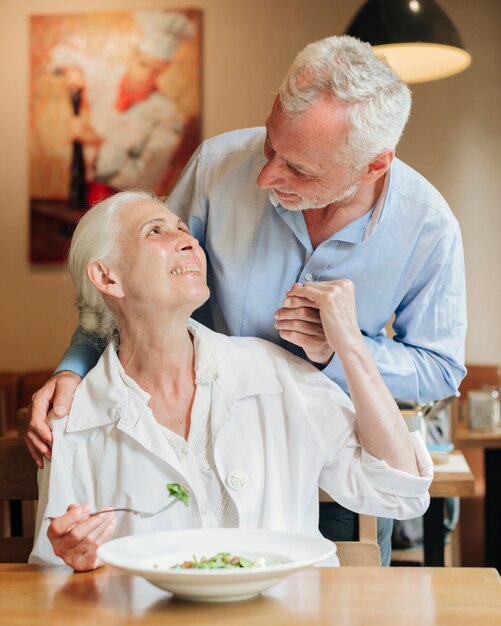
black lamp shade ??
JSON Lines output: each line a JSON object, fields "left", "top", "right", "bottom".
{"left": 346, "top": 0, "right": 471, "bottom": 83}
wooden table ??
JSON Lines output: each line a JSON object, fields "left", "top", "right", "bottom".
{"left": 424, "top": 451, "right": 475, "bottom": 566}
{"left": 0, "top": 564, "right": 500, "bottom": 625}
{"left": 454, "top": 426, "right": 501, "bottom": 572}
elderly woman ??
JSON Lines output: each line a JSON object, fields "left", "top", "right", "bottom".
{"left": 30, "top": 191, "right": 432, "bottom": 570}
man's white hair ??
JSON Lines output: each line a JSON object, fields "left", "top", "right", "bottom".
{"left": 279, "top": 35, "right": 412, "bottom": 169}
{"left": 67, "top": 190, "right": 154, "bottom": 345}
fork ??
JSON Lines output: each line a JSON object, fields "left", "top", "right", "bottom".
{"left": 45, "top": 498, "right": 179, "bottom": 522}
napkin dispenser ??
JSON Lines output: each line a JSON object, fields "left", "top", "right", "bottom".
{"left": 399, "top": 394, "right": 458, "bottom": 443}
{"left": 400, "top": 408, "right": 427, "bottom": 441}
{"left": 467, "top": 389, "right": 500, "bottom": 430}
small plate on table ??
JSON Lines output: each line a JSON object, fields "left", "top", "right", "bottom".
{"left": 97, "top": 528, "right": 336, "bottom": 603}
{"left": 428, "top": 443, "right": 455, "bottom": 464}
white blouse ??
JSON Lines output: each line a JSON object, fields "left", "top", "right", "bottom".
{"left": 30, "top": 321, "right": 433, "bottom": 567}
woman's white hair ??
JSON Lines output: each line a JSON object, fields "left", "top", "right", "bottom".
{"left": 279, "top": 35, "right": 412, "bottom": 169}
{"left": 67, "top": 190, "right": 154, "bottom": 345}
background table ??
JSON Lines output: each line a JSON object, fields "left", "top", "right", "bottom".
{"left": 0, "top": 564, "right": 500, "bottom": 626}
{"left": 424, "top": 451, "right": 475, "bottom": 566}
{"left": 454, "top": 427, "right": 501, "bottom": 572}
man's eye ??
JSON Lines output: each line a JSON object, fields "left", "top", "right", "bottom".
{"left": 288, "top": 164, "right": 305, "bottom": 177}
{"left": 264, "top": 138, "right": 274, "bottom": 156}
{"left": 149, "top": 227, "right": 162, "bottom": 235}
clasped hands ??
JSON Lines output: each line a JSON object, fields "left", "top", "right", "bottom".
{"left": 274, "top": 279, "right": 362, "bottom": 365}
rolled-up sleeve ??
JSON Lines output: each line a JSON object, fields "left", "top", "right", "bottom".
{"left": 319, "top": 429, "right": 433, "bottom": 521}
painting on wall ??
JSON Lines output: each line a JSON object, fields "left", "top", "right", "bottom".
{"left": 29, "top": 9, "right": 202, "bottom": 264}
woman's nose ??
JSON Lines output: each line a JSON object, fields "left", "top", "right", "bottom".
{"left": 176, "top": 232, "right": 199, "bottom": 251}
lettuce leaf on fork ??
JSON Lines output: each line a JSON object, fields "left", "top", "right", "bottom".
{"left": 167, "top": 483, "right": 190, "bottom": 506}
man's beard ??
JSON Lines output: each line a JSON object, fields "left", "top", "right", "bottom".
{"left": 270, "top": 182, "right": 359, "bottom": 212}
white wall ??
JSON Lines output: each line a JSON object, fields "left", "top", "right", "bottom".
{"left": 397, "top": 0, "right": 501, "bottom": 364}
{"left": 0, "top": 0, "right": 499, "bottom": 369}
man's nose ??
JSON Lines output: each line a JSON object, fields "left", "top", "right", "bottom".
{"left": 257, "top": 157, "right": 283, "bottom": 189}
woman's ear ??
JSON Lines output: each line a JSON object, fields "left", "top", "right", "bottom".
{"left": 87, "top": 261, "right": 125, "bottom": 299}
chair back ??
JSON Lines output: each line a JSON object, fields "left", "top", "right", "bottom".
{"left": 18, "top": 370, "right": 54, "bottom": 410}
{"left": 336, "top": 540, "right": 381, "bottom": 566}
{"left": 335, "top": 512, "right": 381, "bottom": 566}
{"left": 0, "top": 373, "right": 20, "bottom": 435}
{"left": 319, "top": 489, "right": 381, "bottom": 566}
{"left": 0, "top": 437, "right": 38, "bottom": 562}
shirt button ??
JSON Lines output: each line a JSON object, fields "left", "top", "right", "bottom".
{"left": 226, "top": 470, "right": 249, "bottom": 490}
{"left": 304, "top": 273, "right": 313, "bottom": 281}
{"left": 181, "top": 447, "right": 189, "bottom": 456}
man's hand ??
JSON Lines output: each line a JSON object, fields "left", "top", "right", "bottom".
{"left": 48, "top": 504, "right": 116, "bottom": 572}
{"left": 274, "top": 280, "right": 362, "bottom": 363}
{"left": 25, "top": 371, "right": 82, "bottom": 468}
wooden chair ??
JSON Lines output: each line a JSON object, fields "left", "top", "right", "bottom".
{"left": 18, "top": 370, "right": 54, "bottom": 410}
{"left": 319, "top": 489, "right": 381, "bottom": 566}
{"left": 16, "top": 407, "right": 29, "bottom": 436}
{"left": 335, "top": 514, "right": 381, "bottom": 566}
{"left": 0, "top": 438, "right": 38, "bottom": 562}
{"left": 0, "top": 372, "right": 20, "bottom": 435}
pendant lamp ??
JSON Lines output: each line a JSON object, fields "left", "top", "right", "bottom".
{"left": 345, "top": 0, "right": 472, "bottom": 84}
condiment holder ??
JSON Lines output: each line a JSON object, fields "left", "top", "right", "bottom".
{"left": 467, "top": 388, "right": 500, "bottom": 431}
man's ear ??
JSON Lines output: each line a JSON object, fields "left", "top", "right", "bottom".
{"left": 360, "top": 149, "right": 394, "bottom": 184}
{"left": 87, "top": 261, "right": 125, "bottom": 299}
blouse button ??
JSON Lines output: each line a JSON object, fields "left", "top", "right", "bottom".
{"left": 111, "top": 407, "right": 122, "bottom": 420}
{"left": 226, "top": 470, "right": 249, "bottom": 490}
{"left": 304, "top": 273, "right": 313, "bottom": 281}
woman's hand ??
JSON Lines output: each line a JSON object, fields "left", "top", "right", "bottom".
{"left": 47, "top": 504, "right": 116, "bottom": 572}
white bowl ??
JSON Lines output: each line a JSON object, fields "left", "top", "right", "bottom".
{"left": 97, "top": 528, "right": 336, "bottom": 602}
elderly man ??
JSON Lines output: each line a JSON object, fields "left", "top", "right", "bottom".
{"left": 29, "top": 191, "right": 432, "bottom": 570}
{"left": 27, "top": 36, "right": 466, "bottom": 565}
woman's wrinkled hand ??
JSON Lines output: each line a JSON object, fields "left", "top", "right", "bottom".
{"left": 47, "top": 504, "right": 117, "bottom": 572}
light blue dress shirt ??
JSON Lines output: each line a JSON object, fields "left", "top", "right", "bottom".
{"left": 59, "top": 127, "right": 466, "bottom": 402}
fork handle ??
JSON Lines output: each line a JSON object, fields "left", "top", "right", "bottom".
{"left": 45, "top": 508, "right": 136, "bottom": 522}
{"left": 88, "top": 508, "right": 138, "bottom": 517}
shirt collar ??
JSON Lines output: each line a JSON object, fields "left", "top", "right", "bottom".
{"left": 271, "top": 166, "right": 391, "bottom": 246}
{"left": 66, "top": 344, "right": 128, "bottom": 432}
{"left": 363, "top": 167, "right": 390, "bottom": 241}
{"left": 112, "top": 323, "right": 220, "bottom": 401}
{"left": 189, "top": 322, "right": 219, "bottom": 384}
{"left": 188, "top": 320, "right": 283, "bottom": 400}
{"left": 66, "top": 320, "right": 281, "bottom": 432}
